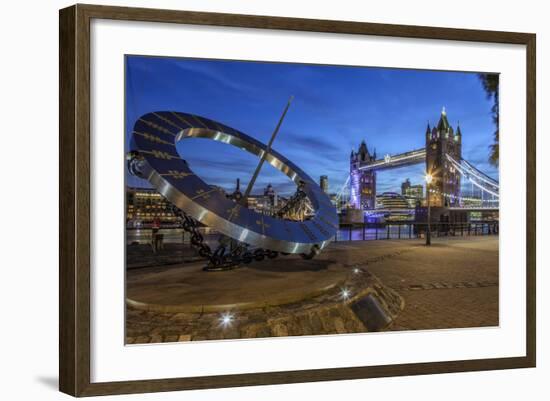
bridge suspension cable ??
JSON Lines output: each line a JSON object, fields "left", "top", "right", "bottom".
{"left": 445, "top": 154, "right": 499, "bottom": 198}
{"left": 460, "top": 157, "right": 499, "bottom": 187}
{"left": 336, "top": 175, "right": 350, "bottom": 201}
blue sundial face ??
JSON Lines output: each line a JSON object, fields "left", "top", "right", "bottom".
{"left": 129, "top": 111, "right": 338, "bottom": 254}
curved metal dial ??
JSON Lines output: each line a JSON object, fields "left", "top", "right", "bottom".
{"left": 129, "top": 111, "right": 338, "bottom": 254}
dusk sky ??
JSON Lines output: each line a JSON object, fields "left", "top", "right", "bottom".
{"left": 125, "top": 55, "right": 498, "bottom": 197}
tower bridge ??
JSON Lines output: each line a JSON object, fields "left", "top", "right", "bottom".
{"left": 357, "top": 148, "right": 426, "bottom": 172}
{"left": 349, "top": 108, "right": 499, "bottom": 212}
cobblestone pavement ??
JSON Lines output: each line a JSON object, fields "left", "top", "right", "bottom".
{"left": 345, "top": 236, "right": 499, "bottom": 330}
{"left": 127, "top": 243, "right": 201, "bottom": 269}
{"left": 389, "top": 287, "right": 498, "bottom": 330}
{"left": 126, "top": 236, "right": 498, "bottom": 343}
{"left": 126, "top": 267, "right": 404, "bottom": 343}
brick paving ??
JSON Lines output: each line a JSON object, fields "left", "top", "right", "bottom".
{"left": 390, "top": 287, "right": 498, "bottom": 330}
{"left": 126, "top": 236, "right": 498, "bottom": 343}
{"left": 349, "top": 237, "right": 499, "bottom": 330}
{"left": 126, "top": 243, "right": 201, "bottom": 269}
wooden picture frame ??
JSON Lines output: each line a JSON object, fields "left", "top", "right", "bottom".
{"left": 59, "top": 3, "right": 536, "bottom": 397}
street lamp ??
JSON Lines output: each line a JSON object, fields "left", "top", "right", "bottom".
{"left": 425, "top": 173, "right": 433, "bottom": 246}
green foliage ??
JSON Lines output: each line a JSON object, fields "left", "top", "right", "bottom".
{"left": 478, "top": 73, "right": 499, "bottom": 167}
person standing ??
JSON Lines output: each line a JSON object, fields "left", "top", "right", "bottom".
{"left": 151, "top": 217, "right": 162, "bottom": 253}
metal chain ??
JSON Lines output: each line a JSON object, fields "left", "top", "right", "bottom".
{"left": 169, "top": 179, "right": 319, "bottom": 270}
{"left": 171, "top": 206, "right": 282, "bottom": 271}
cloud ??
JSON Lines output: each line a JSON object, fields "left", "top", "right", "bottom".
{"left": 171, "top": 60, "right": 260, "bottom": 96}
{"left": 126, "top": 57, "right": 499, "bottom": 199}
{"left": 281, "top": 130, "right": 340, "bottom": 153}
{"left": 271, "top": 181, "right": 299, "bottom": 195}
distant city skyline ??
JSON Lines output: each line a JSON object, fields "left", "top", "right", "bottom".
{"left": 125, "top": 55, "right": 498, "bottom": 196}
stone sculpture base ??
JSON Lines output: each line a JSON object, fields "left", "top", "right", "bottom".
{"left": 126, "top": 257, "right": 404, "bottom": 344}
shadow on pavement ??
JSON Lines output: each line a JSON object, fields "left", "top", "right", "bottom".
{"left": 247, "top": 258, "right": 337, "bottom": 272}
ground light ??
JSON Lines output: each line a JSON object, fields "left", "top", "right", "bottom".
{"left": 340, "top": 288, "right": 351, "bottom": 301}
{"left": 218, "top": 311, "right": 235, "bottom": 328}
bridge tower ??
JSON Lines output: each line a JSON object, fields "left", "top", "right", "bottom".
{"left": 350, "top": 140, "right": 377, "bottom": 210}
{"left": 426, "top": 108, "right": 462, "bottom": 207}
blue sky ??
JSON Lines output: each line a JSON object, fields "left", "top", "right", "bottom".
{"left": 126, "top": 55, "right": 498, "bottom": 196}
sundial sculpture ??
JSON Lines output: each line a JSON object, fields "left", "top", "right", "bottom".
{"left": 127, "top": 99, "right": 338, "bottom": 270}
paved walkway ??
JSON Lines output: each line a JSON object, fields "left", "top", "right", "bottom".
{"left": 126, "top": 243, "right": 200, "bottom": 269}
{"left": 126, "top": 236, "right": 498, "bottom": 343}
{"left": 372, "top": 238, "right": 498, "bottom": 330}
{"left": 127, "top": 258, "right": 350, "bottom": 312}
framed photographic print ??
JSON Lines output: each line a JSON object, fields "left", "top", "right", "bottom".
{"left": 59, "top": 4, "right": 536, "bottom": 397}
